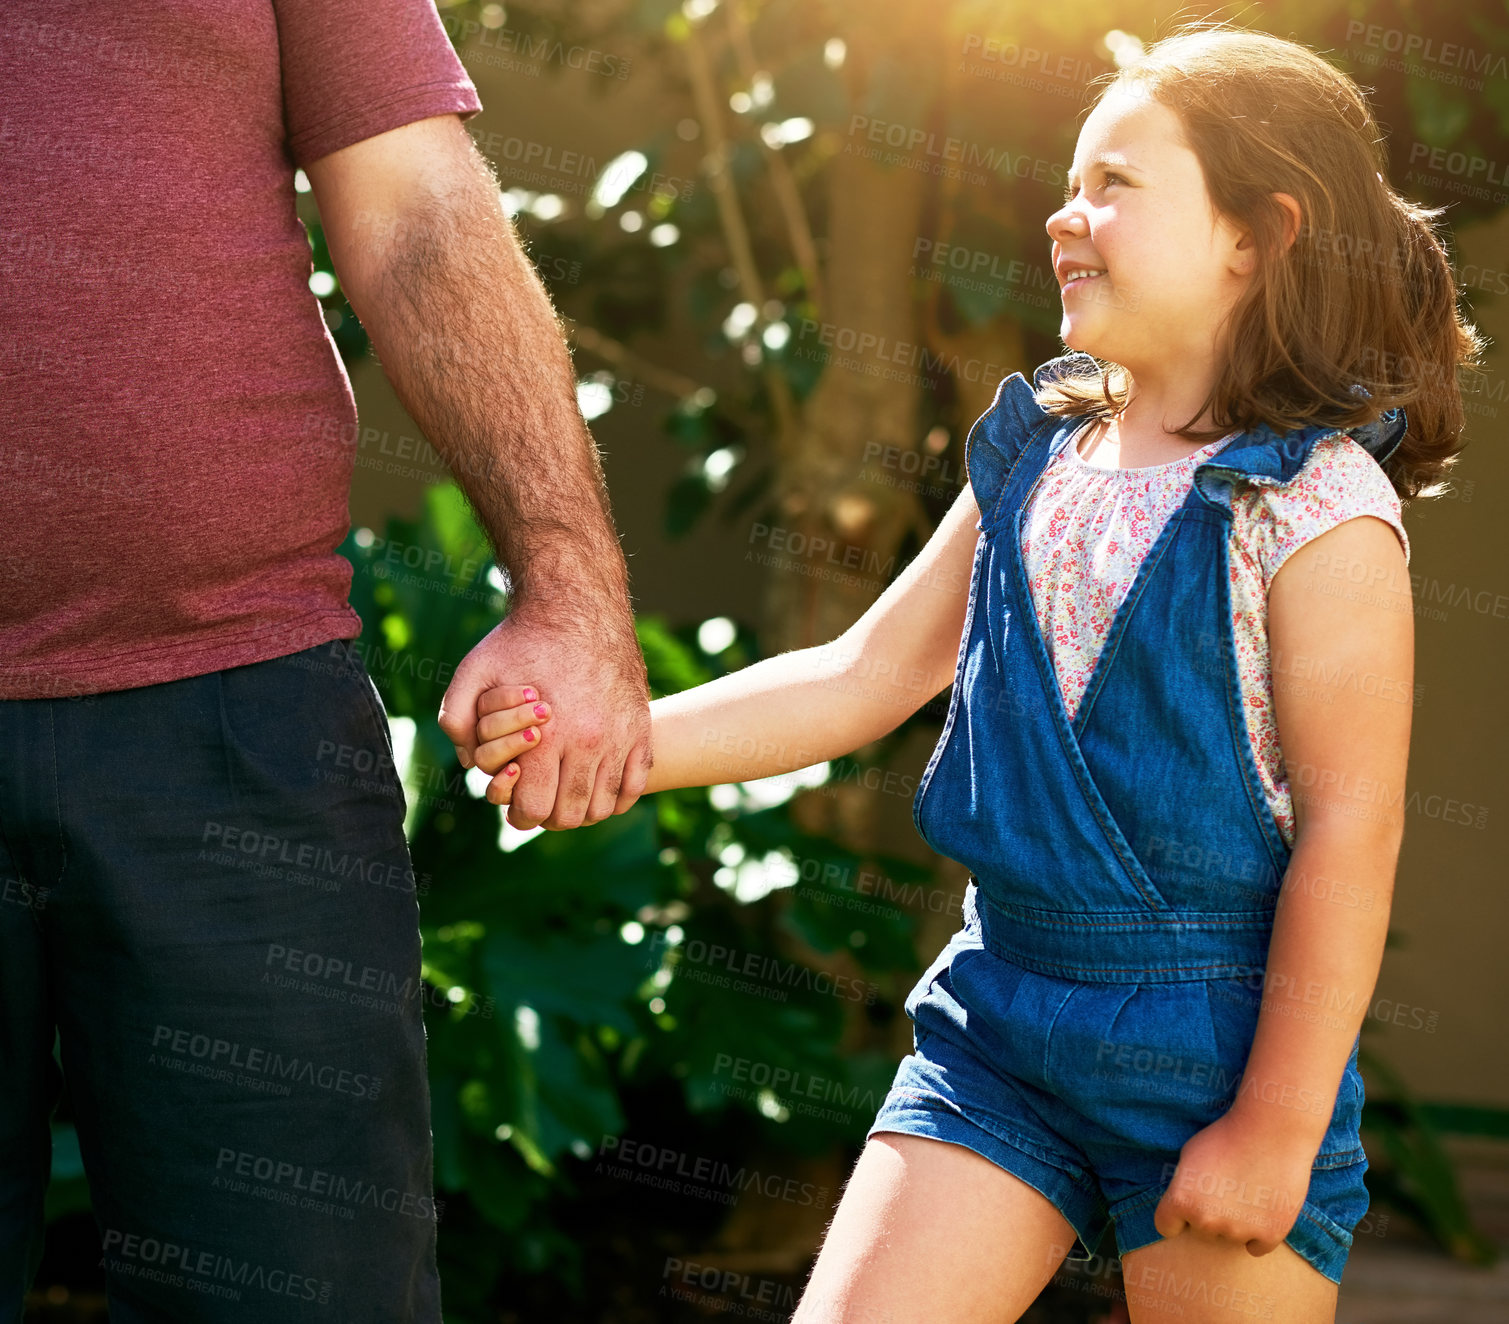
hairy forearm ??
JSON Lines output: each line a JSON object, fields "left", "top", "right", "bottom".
{"left": 1232, "top": 825, "right": 1397, "bottom": 1149}
{"left": 643, "top": 637, "right": 949, "bottom": 794}
{"left": 340, "top": 146, "right": 627, "bottom": 624}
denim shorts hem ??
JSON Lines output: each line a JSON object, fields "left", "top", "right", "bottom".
{"left": 868, "top": 1097, "right": 1110, "bottom": 1263}
{"left": 1110, "top": 1188, "right": 1352, "bottom": 1285}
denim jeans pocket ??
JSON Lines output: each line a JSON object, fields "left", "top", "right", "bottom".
{"left": 217, "top": 642, "right": 405, "bottom": 821}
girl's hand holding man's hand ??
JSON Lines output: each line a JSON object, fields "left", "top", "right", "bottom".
{"left": 470, "top": 685, "right": 553, "bottom": 806}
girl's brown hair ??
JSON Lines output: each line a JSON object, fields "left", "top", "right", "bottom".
{"left": 1035, "top": 24, "right": 1487, "bottom": 500}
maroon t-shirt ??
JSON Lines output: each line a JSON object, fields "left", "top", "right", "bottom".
{"left": 0, "top": 1, "right": 480, "bottom": 698}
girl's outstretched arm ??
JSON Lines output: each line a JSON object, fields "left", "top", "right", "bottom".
{"left": 1155, "top": 513, "right": 1412, "bottom": 1256}
{"left": 473, "top": 480, "right": 984, "bottom": 799}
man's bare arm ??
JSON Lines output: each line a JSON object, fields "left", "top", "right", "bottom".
{"left": 305, "top": 113, "right": 651, "bottom": 829}
{"left": 306, "top": 113, "right": 623, "bottom": 627}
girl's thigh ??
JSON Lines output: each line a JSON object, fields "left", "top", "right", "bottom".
{"left": 792, "top": 1131, "right": 1076, "bottom": 1324}
{"left": 1121, "top": 1233, "right": 1338, "bottom": 1324}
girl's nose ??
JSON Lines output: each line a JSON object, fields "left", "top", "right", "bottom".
{"left": 1046, "top": 200, "right": 1088, "bottom": 243}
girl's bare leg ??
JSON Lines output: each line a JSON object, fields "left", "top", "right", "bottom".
{"left": 791, "top": 1132, "right": 1077, "bottom": 1324}
{"left": 1121, "top": 1233, "right": 1338, "bottom": 1324}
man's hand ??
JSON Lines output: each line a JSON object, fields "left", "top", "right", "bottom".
{"left": 439, "top": 601, "right": 651, "bottom": 830}
{"left": 1153, "top": 1109, "right": 1315, "bottom": 1256}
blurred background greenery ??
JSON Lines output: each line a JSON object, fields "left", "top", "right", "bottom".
{"left": 32, "top": 1, "right": 1509, "bottom": 1320}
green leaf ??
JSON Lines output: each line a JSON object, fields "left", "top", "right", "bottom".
{"left": 481, "top": 929, "right": 646, "bottom": 1037}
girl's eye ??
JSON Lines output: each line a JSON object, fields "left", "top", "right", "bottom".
{"left": 1061, "top": 174, "right": 1125, "bottom": 205}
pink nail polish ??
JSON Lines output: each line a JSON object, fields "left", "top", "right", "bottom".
{"left": 533, "top": 703, "right": 548, "bottom": 719}
{"left": 523, "top": 688, "right": 536, "bottom": 701}
{"left": 523, "top": 729, "right": 536, "bottom": 743}
{"left": 506, "top": 764, "right": 518, "bottom": 776}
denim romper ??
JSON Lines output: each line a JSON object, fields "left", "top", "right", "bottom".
{"left": 869, "top": 353, "right": 1407, "bottom": 1284}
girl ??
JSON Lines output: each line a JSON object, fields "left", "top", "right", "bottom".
{"left": 467, "top": 26, "right": 1482, "bottom": 1323}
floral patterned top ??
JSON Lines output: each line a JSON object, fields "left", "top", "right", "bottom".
{"left": 1020, "top": 427, "right": 1410, "bottom": 847}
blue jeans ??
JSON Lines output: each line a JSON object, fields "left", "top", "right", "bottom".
{"left": 869, "top": 883, "right": 1370, "bottom": 1284}
{"left": 0, "top": 640, "right": 441, "bottom": 1322}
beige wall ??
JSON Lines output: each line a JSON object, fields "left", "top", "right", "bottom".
{"left": 1363, "top": 206, "right": 1509, "bottom": 1109}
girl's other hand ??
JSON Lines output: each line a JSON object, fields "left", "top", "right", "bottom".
{"left": 1152, "top": 1109, "right": 1315, "bottom": 1256}
{"left": 471, "top": 685, "right": 553, "bottom": 800}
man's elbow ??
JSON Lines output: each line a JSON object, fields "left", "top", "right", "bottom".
{"left": 319, "top": 138, "right": 504, "bottom": 313}
{"left": 335, "top": 187, "right": 497, "bottom": 344}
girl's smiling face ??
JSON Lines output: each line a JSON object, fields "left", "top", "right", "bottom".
{"left": 1046, "top": 86, "right": 1256, "bottom": 381}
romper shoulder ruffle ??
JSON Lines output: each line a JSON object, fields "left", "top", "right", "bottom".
{"left": 1230, "top": 434, "right": 1411, "bottom": 585}
{"left": 966, "top": 353, "right": 1088, "bottom": 531}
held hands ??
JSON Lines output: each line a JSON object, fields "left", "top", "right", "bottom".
{"left": 1153, "top": 1109, "right": 1316, "bottom": 1257}
{"left": 437, "top": 604, "right": 652, "bottom": 830}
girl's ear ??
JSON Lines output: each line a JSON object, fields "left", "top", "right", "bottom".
{"left": 1271, "top": 192, "right": 1302, "bottom": 250}
{"left": 1232, "top": 192, "right": 1303, "bottom": 275}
